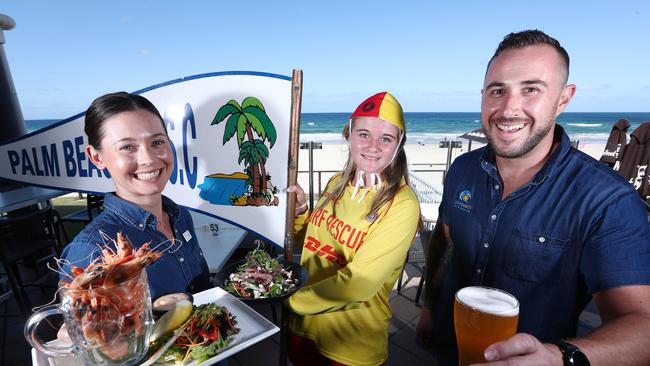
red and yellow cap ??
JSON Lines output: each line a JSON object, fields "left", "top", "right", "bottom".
{"left": 350, "top": 92, "right": 405, "bottom": 132}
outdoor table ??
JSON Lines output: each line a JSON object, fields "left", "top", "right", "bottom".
{"left": 190, "top": 210, "right": 248, "bottom": 273}
{"left": 0, "top": 185, "right": 67, "bottom": 214}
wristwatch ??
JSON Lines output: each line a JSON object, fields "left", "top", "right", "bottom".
{"left": 549, "top": 340, "right": 590, "bottom": 366}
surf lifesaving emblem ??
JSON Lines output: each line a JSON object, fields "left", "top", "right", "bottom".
{"left": 454, "top": 189, "right": 472, "bottom": 213}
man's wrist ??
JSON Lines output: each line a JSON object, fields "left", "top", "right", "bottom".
{"left": 544, "top": 342, "right": 566, "bottom": 366}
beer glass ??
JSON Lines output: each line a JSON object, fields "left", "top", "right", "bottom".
{"left": 25, "top": 271, "right": 154, "bottom": 365}
{"left": 454, "top": 286, "right": 519, "bottom": 366}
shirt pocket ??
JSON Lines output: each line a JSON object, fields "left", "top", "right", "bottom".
{"left": 505, "top": 229, "right": 569, "bottom": 283}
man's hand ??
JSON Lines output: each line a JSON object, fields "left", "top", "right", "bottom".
{"left": 416, "top": 308, "right": 434, "bottom": 349}
{"left": 476, "top": 333, "right": 563, "bottom": 366}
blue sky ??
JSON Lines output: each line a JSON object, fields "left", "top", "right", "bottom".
{"left": 2, "top": 0, "right": 649, "bottom": 119}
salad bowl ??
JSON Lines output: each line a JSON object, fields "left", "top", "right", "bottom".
{"left": 216, "top": 259, "right": 308, "bottom": 304}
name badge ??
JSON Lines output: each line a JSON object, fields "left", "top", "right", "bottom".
{"left": 182, "top": 230, "right": 192, "bottom": 242}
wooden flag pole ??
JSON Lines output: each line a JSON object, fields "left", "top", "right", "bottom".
{"left": 284, "top": 69, "right": 303, "bottom": 261}
{"left": 279, "top": 68, "right": 303, "bottom": 366}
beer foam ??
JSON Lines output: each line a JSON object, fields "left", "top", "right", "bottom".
{"left": 457, "top": 287, "right": 519, "bottom": 316}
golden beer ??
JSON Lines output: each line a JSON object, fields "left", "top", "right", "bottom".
{"left": 454, "top": 286, "right": 519, "bottom": 366}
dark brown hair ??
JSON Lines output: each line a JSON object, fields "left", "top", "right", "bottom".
{"left": 488, "top": 29, "right": 570, "bottom": 83}
{"left": 84, "top": 91, "right": 166, "bottom": 149}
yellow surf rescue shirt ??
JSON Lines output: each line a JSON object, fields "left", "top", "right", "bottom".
{"left": 288, "top": 174, "right": 419, "bottom": 366}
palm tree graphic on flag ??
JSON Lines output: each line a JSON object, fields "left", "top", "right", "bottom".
{"left": 198, "top": 97, "right": 280, "bottom": 207}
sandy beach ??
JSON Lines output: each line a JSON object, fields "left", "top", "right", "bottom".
{"left": 296, "top": 140, "right": 607, "bottom": 193}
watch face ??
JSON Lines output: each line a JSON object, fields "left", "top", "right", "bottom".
{"left": 569, "top": 349, "right": 590, "bottom": 366}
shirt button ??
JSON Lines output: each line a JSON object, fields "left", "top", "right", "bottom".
{"left": 483, "top": 243, "right": 489, "bottom": 248}
{"left": 138, "top": 223, "right": 144, "bottom": 228}
{"left": 199, "top": 251, "right": 203, "bottom": 256}
{"left": 494, "top": 184, "right": 500, "bottom": 190}
{"left": 476, "top": 268, "right": 482, "bottom": 274}
{"left": 491, "top": 214, "right": 497, "bottom": 220}
{"left": 538, "top": 236, "right": 546, "bottom": 243}
{"left": 179, "top": 258, "right": 185, "bottom": 262}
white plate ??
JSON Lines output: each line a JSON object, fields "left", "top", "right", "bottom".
{"left": 181, "top": 286, "right": 279, "bottom": 365}
{"left": 32, "top": 287, "right": 279, "bottom": 366}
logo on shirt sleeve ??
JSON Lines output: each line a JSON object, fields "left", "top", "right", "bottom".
{"left": 454, "top": 190, "right": 472, "bottom": 213}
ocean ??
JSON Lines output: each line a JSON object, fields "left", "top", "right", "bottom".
{"left": 26, "top": 112, "right": 650, "bottom": 145}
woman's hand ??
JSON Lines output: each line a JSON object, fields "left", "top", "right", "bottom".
{"left": 57, "top": 324, "right": 71, "bottom": 343}
{"left": 286, "top": 185, "right": 308, "bottom": 216}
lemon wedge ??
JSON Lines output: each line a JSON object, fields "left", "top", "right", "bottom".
{"left": 150, "top": 299, "right": 193, "bottom": 342}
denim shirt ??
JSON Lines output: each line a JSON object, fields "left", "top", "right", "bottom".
{"left": 61, "top": 193, "right": 211, "bottom": 300}
{"left": 430, "top": 125, "right": 650, "bottom": 362}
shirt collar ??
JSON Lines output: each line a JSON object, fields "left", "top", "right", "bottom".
{"left": 103, "top": 193, "right": 180, "bottom": 230}
{"left": 480, "top": 124, "right": 572, "bottom": 185}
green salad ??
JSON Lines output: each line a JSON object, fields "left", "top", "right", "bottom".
{"left": 224, "top": 249, "right": 299, "bottom": 299}
{"left": 149, "top": 303, "right": 239, "bottom": 364}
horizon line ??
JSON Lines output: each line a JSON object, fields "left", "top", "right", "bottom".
{"left": 23, "top": 111, "right": 650, "bottom": 120}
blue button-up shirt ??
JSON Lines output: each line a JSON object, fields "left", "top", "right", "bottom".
{"left": 431, "top": 125, "right": 650, "bottom": 363}
{"left": 61, "top": 193, "right": 211, "bottom": 300}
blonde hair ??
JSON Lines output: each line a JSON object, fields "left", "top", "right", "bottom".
{"left": 318, "top": 119, "right": 410, "bottom": 217}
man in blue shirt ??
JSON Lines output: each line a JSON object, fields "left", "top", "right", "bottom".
{"left": 416, "top": 30, "right": 650, "bottom": 365}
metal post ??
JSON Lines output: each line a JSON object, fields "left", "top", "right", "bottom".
{"left": 0, "top": 14, "right": 26, "bottom": 144}
{"left": 318, "top": 172, "right": 322, "bottom": 197}
{"left": 281, "top": 69, "right": 303, "bottom": 366}
{"left": 440, "top": 139, "right": 462, "bottom": 182}
{"left": 300, "top": 141, "right": 322, "bottom": 209}
{"left": 442, "top": 141, "right": 450, "bottom": 181}
{"left": 308, "top": 141, "right": 315, "bottom": 209}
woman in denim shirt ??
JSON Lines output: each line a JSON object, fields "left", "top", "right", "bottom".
{"left": 60, "top": 92, "right": 211, "bottom": 301}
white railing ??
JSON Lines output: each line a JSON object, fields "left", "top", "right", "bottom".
{"left": 409, "top": 172, "right": 443, "bottom": 204}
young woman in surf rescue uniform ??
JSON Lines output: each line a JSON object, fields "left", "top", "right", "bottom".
{"left": 286, "top": 92, "right": 420, "bottom": 366}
